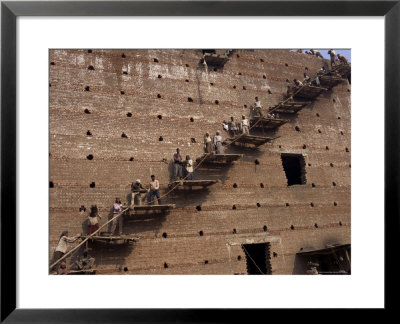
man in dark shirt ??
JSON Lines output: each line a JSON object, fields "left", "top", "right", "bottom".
{"left": 173, "top": 148, "right": 183, "bottom": 181}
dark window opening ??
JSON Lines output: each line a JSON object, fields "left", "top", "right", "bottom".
{"left": 196, "top": 205, "right": 201, "bottom": 211}
{"left": 88, "top": 65, "right": 94, "bottom": 70}
{"left": 268, "top": 89, "right": 272, "bottom": 94}
{"left": 260, "top": 58, "right": 264, "bottom": 62}
{"left": 256, "top": 203, "right": 261, "bottom": 207}
{"left": 122, "top": 53, "right": 126, "bottom": 58}
{"left": 232, "top": 205, "right": 237, "bottom": 210}
{"left": 215, "top": 100, "right": 219, "bottom": 105}
{"left": 263, "top": 75, "right": 266, "bottom": 79}
{"left": 185, "top": 64, "right": 189, "bottom": 67}
{"left": 123, "top": 71, "right": 128, "bottom": 75}
{"left": 191, "top": 138, "right": 196, "bottom": 143}
{"left": 49, "top": 181, "right": 54, "bottom": 188}
{"left": 281, "top": 153, "right": 306, "bottom": 186}
{"left": 254, "top": 159, "right": 260, "bottom": 165}
{"left": 159, "top": 136, "right": 163, "bottom": 141}
{"left": 86, "top": 130, "right": 92, "bottom": 136}
{"left": 85, "top": 86, "right": 90, "bottom": 91}
{"left": 158, "top": 74, "right": 162, "bottom": 78}
{"left": 199, "top": 230, "right": 204, "bottom": 236}
{"left": 242, "top": 243, "right": 272, "bottom": 275}
{"left": 157, "top": 115, "right": 162, "bottom": 119}
{"left": 157, "top": 94, "right": 161, "bottom": 98}
{"left": 204, "top": 260, "right": 208, "bottom": 264}
{"left": 188, "top": 97, "right": 193, "bottom": 102}
{"left": 153, "top": 58, "right": 159, "bottom": 62}
{"left": 124, "top": 267, "right": 128, "bottom": 271}
{"left": 120, "top": 91, "right": 125, "bottom": 95}
{"left": 263, "top": 225, "right": 267, "bottom": 232}
{"left": 202, "top": 49, "right": 216, "bottom": 54}
{"left": 50, "top": 62, "right": 55, "bottom": 66}
{"left": 121, "top": 133, "right": 128, "bottom": 138}
{"left": 164, "top": 262, "right": 168, "bottom": 268}
{"left": 260, "top": 183, "right": 264, "bottom": 188}
{"left": 190, "top": 117, "right": 194, "bottom": 122}
{"left": 232, "top": 228, "right": 237, "bottom": 234}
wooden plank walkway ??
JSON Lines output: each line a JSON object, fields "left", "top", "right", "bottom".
{"left": 196, "top": 153, "right": 243, "bottom": 164}
{"left": 168, "top": 180, "right": 219, "bottom": 188}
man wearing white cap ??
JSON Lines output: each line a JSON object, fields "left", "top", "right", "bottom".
{"left": 130, "top": 179, "right": 147, "bottom": 207}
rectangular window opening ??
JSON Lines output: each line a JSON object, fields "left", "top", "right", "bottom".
{"left": 242, "top": 243, "right": 272, "bottom": 275}
{"left": 281, "top": 153, "right": 306, "bottom": 186}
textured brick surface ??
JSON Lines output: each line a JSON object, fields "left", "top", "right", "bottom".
{"left": 49, "top": 49, "right": 351, "bottom": 274}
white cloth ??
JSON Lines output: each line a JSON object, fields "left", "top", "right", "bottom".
{"left": 88, "top": 216, "right": 99, "bottom": 226}
{"left": 185, "top": 160, "right": 193, "bottom": 173}
{"left": 241, "top": 119, "right": 249, "bottom": 127}
{"left": 254, "top": 101, "right": 261, "bottom": 108}
{"left": 55, "top": 235, "right": 79, "bottom": 253}
{"left": 150, "top": 179, "right": 159, "bottom": 190}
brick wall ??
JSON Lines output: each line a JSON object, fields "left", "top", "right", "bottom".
{"left": 49, "top": 49, "right": 351, "bottom": 274}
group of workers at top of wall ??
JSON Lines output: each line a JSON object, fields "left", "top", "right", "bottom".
{"left": 296, "top": 49, "right": 349, "bottom": 66}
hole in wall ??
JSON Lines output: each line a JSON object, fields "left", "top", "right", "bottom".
{"left": 120, "top": 91, "right": 125, "bottom": 95}
{"left": 268, "top": 89, "right": 272, "bottom": 94}
{"left": 243, "top": 86, "right": 246, "bottom": 90}
{"left": 290, "top": 225, "right": 295, "bottom": 230}
{"left": 153, "top": 58, "right": 159, "bottom": 63}
{"left": 332, "top": 182, "right": 337, "bottom": 186}
{"left": 273, "top": 252, "right": 278, "bottom": 257}
{"left": 215, "top": 100, "right": 219, "bottom": 105}
{"left": 185, "top": 64, "right": 189, "bottom": 67}
{"left": 232, "top": 205, "right": 237, "bottom": 210}
{"left": 122, "top": 53, "right": 126, "bottom": 58}
{"left": 237, "top": 255, "right": 241, "bottom": 261}
{"left": 338, "top": 116, "right": 341, "bottom": 120}
{"left": 87, "top": 154, "right": 93, "bottom": 160}
{"left": 191, "top": 138, "right": 196, "bottom": 143}
{"left": 326, "top": 146, "right": 329, "bottom": 150}
{"left": 316, "top": 113, "right": 320, "bottom": 117}
{"left": 199, "top": 231, "right": 203, "bottom": 236}
{"left": 243, "top": 105, "right": 247, "bottom": 108}
{"left": 233, "top": 228, "right": 237, "bottom": 234}
{"left": 86, "top": 130, "right": 92, "bottom": 136}
{"left": 318, "top": 129, "right": 322, "bottom": 133}
{"left": 312, "top": 183, "right": 316, "bottom": 187}
{"left": 159, "top": 136, "right": 163, "bottom": 141}
{"left": 185, "top": 79, "right": 189, "bottom": 82}
{"left": 314, "top": 223, "right": 319, "bottom": 228}
{"left": 286, "top": 203, "right": 290, "bottom": 207}
{"left": 346, "top": 147, "right": 349, "bottom": 152}
{"left": 188, "top": 97, "right": 193, "bottom": 102}
{"left": 49, "top": 181, "right": 54, "bottom": 188}
{"left": 233, "top": 183, "right": 238, "bottom": 188}
{"left": 190, "top": 117, "right": 194, "bottom": 122}
{"left": 347, "top": 89, "right": 350, "bottom": 92}
{"left": 263, "top": 75, "right": 266, "bottom": 79}
{"left": 330, "top": 163, "right": 334, "bottom": 167}
{"left": 285, "top": 63, "right": 288, "bottom": 66}
{"left": 263, "top": 225, "right": 268, "bottom": 232}
{"left": 238, "top": 72, "right": 242, "bottom": 75}
{"left": 260, "top": 183, "right": 264, "bottom": 188}
{"left": 88, "top": 65, "right": 94, "bottom": 70}
{"left": 88, "top": 49, "right": 92, "bottom": 53}
{"left": 341, "top": 131, "right": 344, "bottom": 135}
{"left": 295, "top": 126, "right": 301, "bottom": 132}
{"left": 157, "top": 115, "right": 162, "bottom": 119}
{"left": 79, "top": 205, "right": 86, "bottom": 212}
{"left": 124, "top": 267, "right": 128, "bottom": 272}
{"left": 85, "top": 86, "right": 90, "bottom": 91}
{"left": 281, "top": 154, "right": 306, "bottom": 185}
{"left": 127, "top": 112, "right": 132, "bottom": 117}
{"left": 162, "top": 232, "right": 167, "bottom": 238}
{"left": 196, "top": 205, "right": 202, "bottom": 211}
{"left": 339, "top": 221, "right": 343, "bottom": 226}
{"left": 334, "top": 202, "right": 338, "bottom": 206}
{"left": 164, "top": 262, "right": 168, "bottom": 268}
{"left": 90, "top": 182, "right": 95, "bottom": 188}
{"left": 256, "top": 203, "right": 261, "bottom": 208}
{"left": 260, "top": 58, "right": 264, "bottom": 62}
{"left": 204, "top": 260, "right": 208, "bottom": 264}
{"left": 308, "top": 163, "right": 311, "bottom": 166}
{"left": 237, "top": 54, "right": 240, "bottom": 58}
{"left": 121, "top": 133, "right": 128, "bottom": 138}
{"left": 310, "top": 202, "right": 314, "bottom": 207}
{"left": 84, "top": 109, "right": 91, "bottom": 114}
{"left": 210, "top": 82, "right": 214, "bottom": 86}
{"left": 158, "top": 74, "right": 162, "bottom": 79}
{"left": 233, "top": 85, "right": 236, "bottom": 89}
{"left": 303, "top": 145, "right": 307, "bottom": 149}
{"left": 123, "top": 71, "right": 128, "bottom": 75}
{"left": 157, "top": 94, "right": 161, "bottom": 98}
{"left": 254, "top": 159, "right": 260, "bottom": 165}
{"left": 333, "top": 98, "right": 336, "bottom": 103}
{"left": 50, "top": 62, "right": 55, "bottom": 66}
{"left": 129, "top": 157, "right": 134, "bottom": 162}
{"left": 49, "top": 83, "right": 51, "bottom": 87}
{"left": 305, "top": 67, "right": 308, "bottom": 70}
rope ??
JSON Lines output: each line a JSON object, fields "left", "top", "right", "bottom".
{"left": 241, "top": 244, "right": 265, "bottom": 275}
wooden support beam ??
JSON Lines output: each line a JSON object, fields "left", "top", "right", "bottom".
{"left": 196, "top": 153, "right": 243, "bottom": 165}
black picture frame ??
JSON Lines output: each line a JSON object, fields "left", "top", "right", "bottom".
{"left": 1, "top": 0, "right": 398, "bottom": 322}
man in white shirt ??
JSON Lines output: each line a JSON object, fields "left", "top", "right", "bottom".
{"left": 241, "top": 115, "right": 249, "bottom": 134}
{"left": 149, "top": 174, "right": 162, "bottom": 205}
{"left": 184, "top": 155, "right": 194, "bottom": 180}
{"left": 52, "top": 231, "right": 80, "bottom": 271}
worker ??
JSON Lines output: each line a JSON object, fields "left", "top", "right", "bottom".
{"left": 204, "top": 133, "right": 213, "bottom": 153}
{"left": 241, "top": 115, "right": 249, "bottom": 134}
{"left": 214, "top": 131, "right": 224, "bottom": 154}
{"left": 87, "top": 205, "right": 102, "bottom": 235}
{"left": 228, "top": 117, "right": 239, "bottom": 137}
{"left": 108, "top": 198, "right": 123, "bottom": 235}
{"left": 294, "top": 79, "right": 303, "bottom": 86}
{"left": 296, "top": 49, "right": 303, "bottom": 53}
{"left": 57, "top": 261, "right": 68, "bottom": 275}
{"left": 74, "top": 250, "right": 95, "bottom": 271}
{"left": 338, "top": 54, "right": 348, "bottom": 65}
{"left": 149, "top": 174, "right": 162, "bottom": 205}
{"left": 328, "top": 49, "right": 337, "bottom": 66}
{"left": 184, "top": 155, "right": 194, "bottom": 180}
{"left": 52, "top": 230, "right": 80, "bottom": 271}
{"left": 310, "top": 49, "right": 324, "bottom": 59}
{"left": 130, "top": 179, "right": 147, "bottom": 207}
{"left": 303, "top": 72, "right": 311, "bottom": 83}
{"left": 173, "top": 148, "right": 183, "bottom": 180}
{"left": 306, "top": 261, "right": 320, "bottom": 275}
{"left": 253, "top": 97, "right": 263, "bottom": 118}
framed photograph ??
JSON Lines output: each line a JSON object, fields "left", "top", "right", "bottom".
{"left": 1, "top": 0, "right": 397, "bottom": 322}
